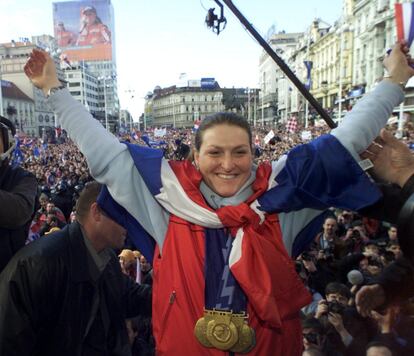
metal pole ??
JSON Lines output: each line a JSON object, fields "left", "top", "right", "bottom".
{"left": 221, "top": 0, "right": 336, "bottom": 128}
{"left": 173, "top": 94, "right": 176, "bottom": 128}
{"left": 397, "top": 102, "right": 404, "bottom": 139}
{"left": 338, "top": 27, "right": 344, "bottom": 124}
{"left": 305, "top": 29, "right": 311, "bottom": 128}
{"left": 261, "top": 88, "right": 264, "bottom": 127}
{"left": 247, "top": 88, "right": 251, "bottom": 123}
{"left": 104, "top": 79, "right": 108, "bottom": 131}
{"left": 254, "top": 90, "right": 257, "bottom": 127}
{"left": 285, "top": 78, "right": 289, "bottom": 123}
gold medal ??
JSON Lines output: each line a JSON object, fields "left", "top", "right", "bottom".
{"left": 229, "top": 312, "right": 256, "bottom": 354}
{"left": 194, "top": 309, "right": 256, "bottom": 353}
{"left": 206, "top": 310, "right": 238, "bottom": 350}
{"left": 194, "top": 316, "right": 212, "bottom": 348}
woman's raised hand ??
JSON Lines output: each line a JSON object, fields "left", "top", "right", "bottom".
{"left": 24, "top": 48, "right": 61, "bottom": 96}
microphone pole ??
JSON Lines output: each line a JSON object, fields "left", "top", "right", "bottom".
{"left": 220, "top": 0, "right": 337, "bottom": 129}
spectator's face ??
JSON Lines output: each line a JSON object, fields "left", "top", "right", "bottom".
{"left": 326, "top": 293, "right": 348, "bottom": 306}
{"left": 99, "top": 209, "right": 127, "bottom": 250}
{"left": 140, "top": 255, "right": 151, "bottom": 272}
{"left": 194, "top": 124, "right": 253, "bottom": 197}
{"left": 359, "top": 258, "right": 369, "bottom": 272}
{"left": 323, "top": 218, "right": 337, "bottom": 237}
{"left": 387, "top": 244, "right": 402, "bottom": 259}
{"left": 388, "top": 227, "right": 397, "bottom": 241}
{"left": 364, "top": 245, "right": 379, "bottom": 256}
{"left": 367, "top": 264, "right": 382, "bottom": 276}
{"left": 46, "top": 202, "right": 55, "bottom": 212}
{"left": 302, "top": 327, "right": 323, "bottom": 350}
{"left": 39, "top": 198, "right": 48, "bottom": 209}
{"left": 366, "top": 346, "right": 392, "bottom": 356}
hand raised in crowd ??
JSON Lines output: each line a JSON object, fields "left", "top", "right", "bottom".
{"left": 24, "top": 48, "right": 61, "bottom": 96}
{"left": 383, "top": 40, "right": 414, "bottom": 86}
{"left": 361, "top": 128, "right": 414, "bottom": 187}
{"left": 315, "top": 299, "right": 329, "bottom": 319}
{"left": 355, "top": 284, "right": 386, "bottom": 318}
{"left": 370, "top": 305, "right": 399, "bottom": 334}
{"left": 327, "top": 312, "right": 345, "bottom": 332}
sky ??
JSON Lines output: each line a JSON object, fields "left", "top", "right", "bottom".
{"left": 0, "top": 0, "right": 343, "bottom": 120}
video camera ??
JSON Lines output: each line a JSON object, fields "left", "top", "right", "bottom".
{"left": 327, "top": 300, "right": 345, "bottom": 315}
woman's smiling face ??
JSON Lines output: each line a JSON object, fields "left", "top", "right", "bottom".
{"left": 194, "top": 124, "right": 253, "bottom": 197}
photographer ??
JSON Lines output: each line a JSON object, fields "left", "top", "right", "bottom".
{"left": 302, "top": 317, "right": 337, "bottom": 355}
{"left": 315, "top": 283, "right": 371, "bottom": 356}
{"left": 300, "top": 250, "right": 337, "bottom": 297}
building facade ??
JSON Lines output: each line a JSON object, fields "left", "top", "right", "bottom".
{"left": 150, "top": 85, "right": 224, "bottom": 128}
{"left": 0, "top": 41, "right": 60, "bottom": 138}
{"left": 1, "top": 80, "right": 36, "bottom": 136}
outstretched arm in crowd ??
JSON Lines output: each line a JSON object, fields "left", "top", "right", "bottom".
{"left": 274, "top": 42, "right": 414, "bottom": 256}
{"left": 24, "top": 49, "right": 169, "bottom": 250}
{"left": 331, "top": 41, "right": 414, "bottom": 160}
{"left": 356, "top": 127, "right": 414, "bottom": 317}
{"left": 358, "top": 128, "right": 414, "bottom": 222}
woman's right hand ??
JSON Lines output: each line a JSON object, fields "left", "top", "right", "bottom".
{"left": 24, "top": 48, "right": 62, "bottom": 96}
{"left": 383, "top": 41, "right": 414, "bottom": 86}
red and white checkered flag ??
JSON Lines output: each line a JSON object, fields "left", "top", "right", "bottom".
{"left": 286, "top": 116, "right": 298, "bottom": 134}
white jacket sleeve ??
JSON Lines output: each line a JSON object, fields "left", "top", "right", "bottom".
{"left": 331, "top": 81, "right": 404, "bottom": 161}
{"left": 48, "top": 89, "right": 169, "bottom": 249}
{"left": 280, "top": 81, "right": 404, "bottom": 256}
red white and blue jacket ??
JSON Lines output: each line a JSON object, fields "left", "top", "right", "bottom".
{"left": 50, "top": 81, "right": 405, "bottom": 355}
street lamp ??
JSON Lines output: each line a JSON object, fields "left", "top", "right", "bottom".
{"left": 124, "top": 89, "right": 135, "bottom": 132}
{"left": 99, "top": 76, "right": 111, "bottom": 131}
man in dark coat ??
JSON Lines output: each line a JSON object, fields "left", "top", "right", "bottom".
{"left": 0, "top": 116, "right": 37, "bottom": 272}
{"left": 0, "top": 181, "right": 152, "bottom": 356}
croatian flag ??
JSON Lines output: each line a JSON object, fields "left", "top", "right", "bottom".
{"left": 286, "top": 116, "right": 298, "bottom": 134}
{"left": 395, "top": 2, "right": 414, "bottom": 47}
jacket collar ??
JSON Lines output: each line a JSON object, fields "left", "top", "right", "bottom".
{"left": 66, "top": 222, "right": 92, "bottom": 283}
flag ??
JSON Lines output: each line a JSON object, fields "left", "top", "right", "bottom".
{"left": 141, "top": 135, "right": 152, "bottom": 147}
{"left": 154, "top": 128, "right": 167, "bottom": 137}
{"left": 193, "top": 119, "right": 201, "bottom": 132}
{"left": 33, "top": 146, "right": 40, "bottom": 158}
{"left": 12, "top": 137, "right": 24, "bottom": 165}
{"left": 286, "top": 116, "right": 298, "bottom": 134}
{"left": 303, "top": 61, "right": 313, "bottom": 90}
{"left": 395, "top": 2, "right": 414, "bottom": 47}
{"left": 132, "top": 130, "right": 139, "bottom": 141}
{"left": 264, "top": 130, "right": 275, "bottom": 144}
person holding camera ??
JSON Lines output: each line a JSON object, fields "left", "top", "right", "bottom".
{"left": 302, "top": 317, "right": 337, "bottom": 355}
{"left": 315, "top": 282, "right": 371, "bottom": 356}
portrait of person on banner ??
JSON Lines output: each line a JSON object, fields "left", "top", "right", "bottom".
{"left": 76, "top": 5, "right": 111, "bottom": 46}
{"left": 56, "top": 21, "right": 76, "bottom": 48}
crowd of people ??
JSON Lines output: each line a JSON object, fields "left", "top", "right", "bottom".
{"left": 0, "top": 43, "right": 414, "bottom": 355}
{"left": 3, "top": 111, "right": 413, "bottom": 356}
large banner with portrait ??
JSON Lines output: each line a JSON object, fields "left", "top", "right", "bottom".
{"left": 53, "top": 0, "right": 114, "bottom": 61}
